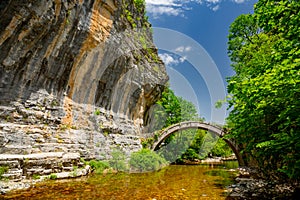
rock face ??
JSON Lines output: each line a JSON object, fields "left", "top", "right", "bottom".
{"left": 0, "top": 152, "right": 89, "bottom": 180}
{"left": 0, "top": 0, "right": 168, "bottom": 178}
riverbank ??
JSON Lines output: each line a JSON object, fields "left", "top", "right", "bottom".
{"left": 226, "top": 167, "right": 300, "bottom": 199}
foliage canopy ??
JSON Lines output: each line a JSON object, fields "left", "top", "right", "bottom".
{"left": 227, "top": 0, "right": 300, "bottom": 179}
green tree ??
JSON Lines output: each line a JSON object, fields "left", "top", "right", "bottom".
{"left": 151, "top": 86, "right": 204, "bottom": 162}
{"left": 180, "top": 129, "right": 207, "bottom": 161}
{"left": 156, "top": 87, "right": 183, "bottom": 127}
{"left": 155, "top": 86, "right": 202, "bottom": 128}
{"left": 158, "top": 129, "right": 198, "bottom": 163}
{"left": 227, "top": 0, "right": 300, "bottom": 179}
{"left": 211, "top": 139, "right": 233, "bottom": 158}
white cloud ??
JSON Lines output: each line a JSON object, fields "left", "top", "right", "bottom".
{"left": 212, "top": 5, "right": 220, "bottom": 11}
{"left": 233, "top": 0, "right": 246, "bottom": 3}
{"left": 185, "top": 46, "right": 192, "bottom": 52}
{"left": 175, "top": 46, "right": 192, "bottom": 53}
{"left": 179, "top": 56, "right": 187, "bottom": 63}
{"left": 146, "top": 0, "right": 248, "bottom": 15}
{"left": 159, "top": 53, "right": 185, "bottom": 66}
{"left": 206, "top": 0, "right": 221, "bottom": 3}
{"left": 146, "top": 4, "right": 184, "bottom": 17}
{"left": 146, "top": 0, "right": 182, "bottom": 6}
{"left": 145, "top": 0, "right": 186, "bottom": 17}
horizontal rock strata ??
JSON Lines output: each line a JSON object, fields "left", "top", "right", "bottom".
{"left": 0, "top": 0, "right": 168, "bottom": 180}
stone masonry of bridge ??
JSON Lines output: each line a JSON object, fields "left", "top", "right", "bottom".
{"left": 151, "top": 121, "right": 245, "bottom": 166}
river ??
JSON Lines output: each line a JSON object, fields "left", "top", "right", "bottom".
{"left": 2, "top": 161, "right": 238, "bottom": 200}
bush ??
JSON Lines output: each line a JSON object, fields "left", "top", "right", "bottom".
{"left": 129, "top": 149, "right": 168, "bottom": 172}
{"left": 109, "top": 149, "right": 128, "bottom": 172}
{"left": 88, "top": 160, "right": 110, "bottom": 174}
{"left": 88, "top": 149, "right": 128, "bottom": 173}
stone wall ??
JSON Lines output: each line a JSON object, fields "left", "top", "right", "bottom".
{"left": 0, "top": 0, "right": 168, "bottom": 179}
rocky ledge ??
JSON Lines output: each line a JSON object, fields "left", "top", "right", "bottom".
{"left": 0, "top": 152, "right": 90, "bottom": 194}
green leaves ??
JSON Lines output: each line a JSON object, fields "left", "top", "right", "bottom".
{"left": 256, "top": 141, "right": 274, "bottom": 149}
{"left": 155, "top": 86, "right": 201, "bottom": 129}
{"left": 129, "top": 149, "right": 167, "bottom": 172}
{"left": 227, "top": 0, "right": 300, "bottom": 179}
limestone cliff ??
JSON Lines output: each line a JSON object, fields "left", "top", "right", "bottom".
{"left": 0, "top": 0, "right": 168, "bottom": 177}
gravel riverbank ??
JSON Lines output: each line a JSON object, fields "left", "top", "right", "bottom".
{"left": 226, "top": 167, "right": 300, "bottom": 199}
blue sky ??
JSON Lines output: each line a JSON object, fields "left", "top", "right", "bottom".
{"left": 145, "top": 0, "right": 257, "bottom": 124}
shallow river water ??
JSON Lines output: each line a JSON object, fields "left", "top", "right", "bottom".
{"left": 3, "top": 162, "right": 238, "bottom": 200}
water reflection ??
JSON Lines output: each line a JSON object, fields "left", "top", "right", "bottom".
{"left": 3, "top": 161, "right": 238, "bottom": 200}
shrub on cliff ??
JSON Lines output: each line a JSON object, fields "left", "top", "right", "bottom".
{"left": 0, "top": 166, "right": 8, "bottom": 180}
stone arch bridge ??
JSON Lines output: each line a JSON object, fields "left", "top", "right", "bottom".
{"left": 151, "top": 121, "right": 244, "bottom": 166}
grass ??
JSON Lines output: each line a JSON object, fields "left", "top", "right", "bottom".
{"left": 48, "top": 174, "right": 57, "bottom": 180}
{"left": 32, "top": 174, "right": 41, "bottom": 180}
{"left": 0, "top": 166, "right": 9, "bottom": 180}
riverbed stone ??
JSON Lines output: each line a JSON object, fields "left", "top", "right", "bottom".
{"left": 226, "top": 167, "right": 300, "bottom": 199}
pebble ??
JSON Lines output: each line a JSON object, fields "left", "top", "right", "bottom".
{"left": 226, "top": 167, "right": 300, "bottom": 199}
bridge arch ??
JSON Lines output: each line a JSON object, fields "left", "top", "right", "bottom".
{"left": 151, "top": 121, "right": 244, "bottom": 166}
